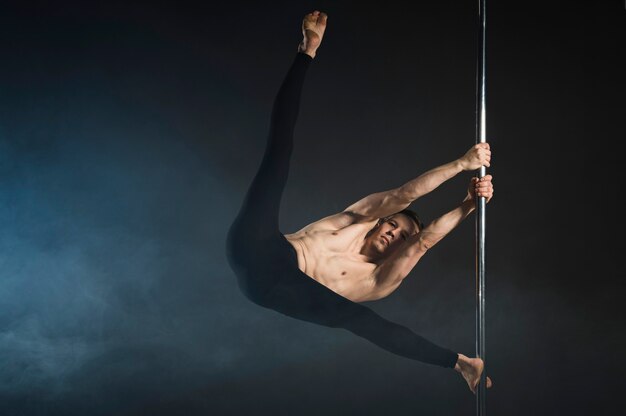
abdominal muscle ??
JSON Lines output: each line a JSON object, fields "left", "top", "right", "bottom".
{"left": 284, "top": 224, "right": 382, "bottom": 302}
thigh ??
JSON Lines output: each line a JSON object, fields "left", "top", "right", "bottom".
{"left": 226, "top": 229, "right": 298, "bottom": 305}
{"left": 261, "top": 266, "right": 459, "bottom": 367}
{"left": 262, "top": 267, "right": 367, "bottom": 328}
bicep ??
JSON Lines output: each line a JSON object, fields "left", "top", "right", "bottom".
{"left": 344, "top": 188, "right": 411, "bottom": 219}
{"left": 298, "top": 210, "right": 367, "bottom": 233}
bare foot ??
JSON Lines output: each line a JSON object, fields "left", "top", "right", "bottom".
{"left": 298, "top": 10, "right": 328, "bottom": 58}
{"left": 454, "top": 354, "right": 493, "bottom": 394}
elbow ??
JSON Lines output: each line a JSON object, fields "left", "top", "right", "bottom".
{"left": 417, "top": 234, "right": 437, "bottom": 252}
{"left": 393, "top": 187, "right": 414, "bottom": 204}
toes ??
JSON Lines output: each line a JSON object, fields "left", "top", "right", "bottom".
{"left": 476, "top": 376, "right": 493, "bottom": 392}
{"left": 305, "top": 11, "right": 327, "bottom": 26}
{"left": 319, "top": 12, "right": 328, "bottom": 26}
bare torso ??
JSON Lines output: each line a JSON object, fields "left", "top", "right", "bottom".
{"left": 284, "top": 219, "right": 395, "bottom": 302}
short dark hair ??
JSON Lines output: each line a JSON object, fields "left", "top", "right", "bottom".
{"left": 393, "top": 209, "right": 424, "bottom": 232}
{"left": 367, "top": 209, "right": 424, "bottom": 239}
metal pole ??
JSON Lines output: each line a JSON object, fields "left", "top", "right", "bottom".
{"left": 475, "top": 0, "right": 487, "bottom": 415}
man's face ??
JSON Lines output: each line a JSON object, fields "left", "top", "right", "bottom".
{"left": 370, "top": 214, "right": 419, "bottom": 255}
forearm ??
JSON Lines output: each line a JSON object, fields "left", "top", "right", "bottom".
{"left": 418, "top": 200, "right": 474, "bottom": 249}
{"left": 344, "top": 159, "right": 464, "bottom": 220}
{"left": 396, "top": 160, "right": 464, "bottom": 202}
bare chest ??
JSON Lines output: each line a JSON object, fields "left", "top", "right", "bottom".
{"left": 285, "top": 226, "right": 379, "bottom": 301}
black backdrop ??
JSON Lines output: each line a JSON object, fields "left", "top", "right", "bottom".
{"left": 1, "top": 1, "right": 624, "bottom": 415}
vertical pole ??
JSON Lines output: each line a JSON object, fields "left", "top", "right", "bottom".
{"left": 476, "top": 0, "right": 487, "bottom": 415}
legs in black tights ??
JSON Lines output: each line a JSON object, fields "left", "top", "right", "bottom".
{"left": 226, "top": 53, "right": 458, "bottom": 368}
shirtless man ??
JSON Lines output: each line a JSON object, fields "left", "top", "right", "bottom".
{"left": 226, "top": 11, "right": 493, "bottom": 393}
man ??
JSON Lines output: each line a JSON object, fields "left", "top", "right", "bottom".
{"left": 226, "top": 11, "right": 493, "bottom": 393}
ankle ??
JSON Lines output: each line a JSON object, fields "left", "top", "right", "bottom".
{"left": 454, "top": 354, "right": 469, "bottom": 373}
{"left": 298, "top": 42, "right": 316, "bottom": 58}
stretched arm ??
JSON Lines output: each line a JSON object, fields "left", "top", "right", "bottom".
{"left": 371, "top": 203, "right": 472, "bottom": 289}
{"left": 344, "top": 144, "right": 491, "bottom": 220}
{"left": 297, "top": 159, "right": 465, "bottom": 234}
{"left": 373, "top": 175, "right": 494, "bottom": 288}
{"left": 419, "top": 200, "right": 475, "bottom": 249}
{"left": 421, "top": 174, "right": 494, "bottom": 249}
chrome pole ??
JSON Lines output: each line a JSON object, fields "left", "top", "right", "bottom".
{"left": 475, "top": 0, "right": 487, "bottom": 415}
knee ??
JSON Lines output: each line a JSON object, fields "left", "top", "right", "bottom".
{"left": 226, "top": 220, "right": 253, "bottom": 265}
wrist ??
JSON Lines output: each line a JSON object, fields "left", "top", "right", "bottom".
{"left": 298, "top": 42, "right": 316, "bottom": 58}
{"left": 461, "top": 198, "right": 475, "bottom": 213}
{"left": 454, "top": 159, "right": 466, "bottom": 172}
{"left": 454, "top": 353, "right": 466, "bottom": 372}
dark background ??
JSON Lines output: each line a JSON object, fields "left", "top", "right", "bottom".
{"left": 1, "top": 1, "right": 624, "bottom": 415}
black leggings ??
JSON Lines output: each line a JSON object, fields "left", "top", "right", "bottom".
{"left": 226, "top": 53, "right": 458, "bottom": 368}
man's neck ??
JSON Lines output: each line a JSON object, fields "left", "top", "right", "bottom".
{"left": 358, "top": 238, "right": 384, "bottom": 265}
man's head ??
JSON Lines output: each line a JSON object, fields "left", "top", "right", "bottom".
{"left": 363, "top": 209, "right": 423, "bottom": 259}
{"left": 394, "top": 209, "right": 424, "bottom": 232}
